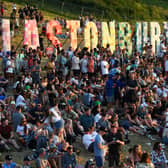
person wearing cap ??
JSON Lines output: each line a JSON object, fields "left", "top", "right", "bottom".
{"left": 2, "top": 155, "right": 17, "bottom": 168}
{"left": 62, "top": 145, "right": 77, "bottom": 168}
{"left": 94, "top": 126, "right": 107, "bottom": 168}
{"left": 22, "top": 156, "right": 32, "bottom": 168}
{"left": 35, "top": 148, "right": 51, "bottom": 168}
{"left": 104, "top": 124, "right": 124, "bottom": 168}
{"left": 48, "top": 144, "right": 61, "bottom": 168}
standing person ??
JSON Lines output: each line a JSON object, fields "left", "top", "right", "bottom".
{"left": 80, "top": 54, "right": 88, "bottom": 76}
{"left": 88, "top": 55, "right": 94, "bottom": 81}
{"left": 101, "top": 55, "right": 109, "bottom": 78}
{"left": 94, "top": 126, "right": 107, "bottom": 168}
{"left": 164, "top": 54, "right": 168, "bottom": 75}
{"left": 0, "top": 2, "right": 5, "bottom": 16}
{"left": 104, "top": 124, "right": 124, "bottom": 168}
{"left": 71, "top": 53, "right": 80, "bottom": 77}
{"left": 105, "top": 74, "right": 115, "bottom": 106}
{"left": 31, "top": 59, "right": 41, "bottom": 85}
{"left": 150, "top": 142, "right": 167, "bottom": 168}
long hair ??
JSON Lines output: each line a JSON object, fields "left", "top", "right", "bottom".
{"left": 140, "top": 152, "right": 151, "bottom": 164}
{"left": 153, "top": 142, "right": 161, "bottom": 151}
{"left": 132, "top": 144, "right": 142, "bottom": 159}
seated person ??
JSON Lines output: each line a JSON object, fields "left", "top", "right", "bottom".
{"left": 16, "top": 118, "right": 30, "bottom": 145}
{"left": 62, "top": 105, "right": 78, "bottom": 121}
{"left": 79, "top": 107, "right": 95, "bottom": 132}
{"left": 0, "top": 118, "right": 20, "bottom": 151}
{"left": 62, "top": 145, "right": 77, "bottom": 168}
{"left": 0, "top": 87, "right": 6, "bottom": 100}
{"left": 2, "top": 155, "right": 17, "bottom": 168}
{"left": 162, "top": 122, "right": 168, "bottom": 145}
{"left": 82, "top": 126, "right": 97, "bottom": 152}
{"left": 0, "top": 73, "right": 8, "bottom": 90}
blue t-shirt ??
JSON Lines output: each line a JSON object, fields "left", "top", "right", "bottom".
{"left": 79, "top": 114, "right": 94, "bottom": 131}
{"left": 2, "top": 162, "right": 16, "bottom": 168}
{"left": 94, "top": 134, "right": 105, "bottom": 157}
{"left": 105, "top": 78, "right": 114, "bottom": 97}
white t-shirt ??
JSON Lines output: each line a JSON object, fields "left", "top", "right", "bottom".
{"left": 165, "top": 59, "right": 168, "bottom": 72}
{"left": 82, "top": 131, "right": 97, "bottom": 149}
{"left": 25, "top": 77, "right": 32, "bottom": 84}
{"left": 16, "top": 124, "right": 30, "bottom": 136}
{"left": 94, "top": 113, "right": 102, "bottom": 123}
{"left": 6, "top": 60, "right": 14, "bottom": 73}
{"left": 16, "top": 95, "right": 26, "bottom": 107}
{"left": 161, "top": 43, "right": 166, "bottom": 53}
{"left": 80, "top": 58, "right": 88, "bottom": 73}
{"left": 44, "top": 107, "right": 61, "bottom": 124}
{"left": 101, "top": 60, "right": 109, "bottom": 75}
{"left": 72, "top": 56, "right": 80, "bottom": 70}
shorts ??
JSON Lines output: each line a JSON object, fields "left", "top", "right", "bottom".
{"left": 120, "top": 120, "right": 133, "bottom": 130}
{"left": 95, "top": 156, "right": 104, "bottom": 167}
{"left": 54, "top": 119, "right": 65, "bottom": 129}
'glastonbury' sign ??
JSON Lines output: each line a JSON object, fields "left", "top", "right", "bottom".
{"left": 2, "top": 19, "right": 168, "bottom": 55}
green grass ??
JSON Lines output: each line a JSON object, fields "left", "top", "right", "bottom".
{"left": 2, "top": 0, "right": 168, "bottom": 22}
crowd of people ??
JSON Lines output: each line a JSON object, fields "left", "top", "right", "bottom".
{"left": 0, "top": 2, "right": 168, "bottom": 168}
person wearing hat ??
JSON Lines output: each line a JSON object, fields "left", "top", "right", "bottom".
{"left": 48, "top": 144, "right": 61, "bottom": 168}
{"left": 94, "top": 126, "right": 107, "bottom": 168}
{"left": 22, "top": 156, "right": 32, "bottom": 168}
{"left": 2, "top": 155, "right": 17, "bottom": 168}
{"left": 104, "top": 124, "right": 124, "bottom": 168}
{"left": 35, "top": 148, "right": 51, "bottom": 168}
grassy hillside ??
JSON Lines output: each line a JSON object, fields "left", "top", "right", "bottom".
{"left": 2, "top": 0, "right": 168, "bottom": 22}
{"left": 60, "top": 0, "right": 168, "bottom": 21}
